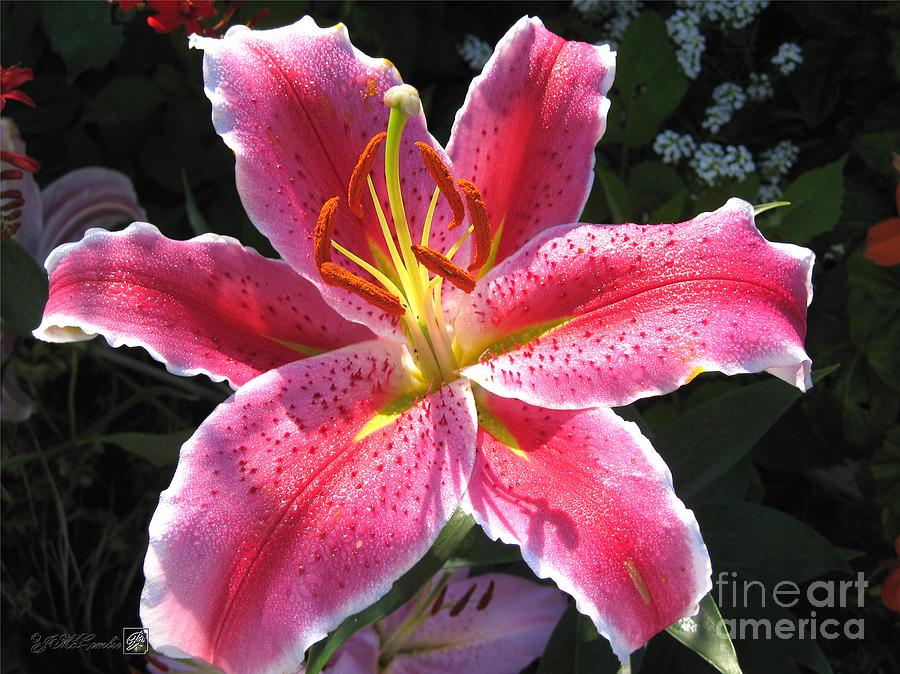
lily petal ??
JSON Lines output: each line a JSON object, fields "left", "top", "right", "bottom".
{"left": 460, "top": 391, "right": 711, "bottom": 662}
{"left": 38, "top": 167, "right": 145, "bottom": 260}
{"left": 383, "top": 572, "right": 566, "bottom": 674}
{"left": 193, "top": 18, "right": 456, "bottom": 336}
{"left": 446, "top": 16, "right": 615, "bottom": 269}
{"left": 35, "top": 223, "right": 374, "bottom": 388}
{"left": 2, "top": 119, "right": 42, "bottom": 256}
{"left": 141, "top": 341, "right": 477, "bottom": 674}
{"left": 459, "top": 199, "right": 814, "bottom": 409}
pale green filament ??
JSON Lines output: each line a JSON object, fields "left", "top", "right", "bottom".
{"left": 419, "top": 187, "right": 442, "bottom": 288}
{"left": 326, "top": 90, "right": 471, "bottom": 385}
{"left": 330, "top": 240, "right": 406, "bottom": 301}
{"left": 420, "top": 187, "right": 441, "bottom": 248}
{"left": 332, "top": 240, "right": 440, "bottom": 381}
{"left": 445, "top": 224, "right": 474, "bottom": 261}
{"left": 366, "top": 176, "right": 413, "bottom": 297}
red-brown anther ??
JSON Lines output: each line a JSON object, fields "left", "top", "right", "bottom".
{"left": 347, "top": 132, "right": 387, "bottom": 218}
{"left": 0, "top": 220, "right": 20, "bottom": 239}
{"left": 475, "top": 579, "right": 495, "bottom": 610}
{"left": 457, "top": 179, "right": 491, "bottom": 272}
{"left": 1, "top": 170, "right": 23, "bottom": 180}
{"left": 449, "top": 582, "right": 478, "bottom": 617}
{"left": 319, "top": 261, "right": 406, "bottom": 317}
{"left": 430, "top": 584, "right": 448, "bottom": 616}
{"left": 314, "top": 196, "right": 340, "bottom": 268}
{"left": 411, "top": 244, "right": 476, "bottom": 293}
{"left": 415, "top": 142, "right": 466, "bottom": 230}
{"left": 0, "top": 189, "right": 22, "bottom": 199}
{"left": 0, "top": 151, "right": 40, "bottom": 173}
{"left": 1, "top": 198, "right": 24, "bottom": 211}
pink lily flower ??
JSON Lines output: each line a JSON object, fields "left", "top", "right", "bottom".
{"left": 33, "top": 16, "right": 814, "bottom": 674}
{"left": 1, "top": 118, "right": 144, "bottom": 421}
{"left": 144, "top": 571, "right": 565, "bottom": 674}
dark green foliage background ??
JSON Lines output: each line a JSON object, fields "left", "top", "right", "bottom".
{"left": 1, "top": 2, "right": 899, "bottom": 673}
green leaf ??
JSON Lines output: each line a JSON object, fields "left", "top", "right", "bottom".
{"left": 85, "top": 75, "right": 164, "bottom": 125}
{"left": 41, "top": 1, "right": 123, "bottom": 80}
{"left": 667, "top": 594, "right": 741, "bottom": 674}
{"left": 655, "top": 379, "right": 801, "bottom": 499}
{"left": 720, "top": 580, "right": 835, "bottom": 674}
{"left": 694, "top": 501, "right": 853, "bottom": 586}
{"left": 760, "top": 157, "right": 846, "bottom": 244}
{"left": 847, "top": 252, "right": 900, "bottom": 391}
{"left": 99, "top": 430, "right": 193, "bottom": 467}
{"left": 537, "top": 605, "right": 621, "bottom": 674}
{"left": 652, "top": 190, "right": 688, "bottom": 224}
{"left": 446, "top": 526, "right": 521, "bottom": 568}
{"left": 830, "top": 353, "right": 899, "bottom": 448}
{"left": 182, "top": 171, "right": 211, "bottom": 236}
{"left": 304, "top": 510, "right": 476, "bottom": 674}
{"left": 630, "top": 161, "right": 686, "bottom": 218}
{"left": 693, "top": 177, "right": 760, "bottom": 216}
{"left": 852, "top": 131, "right": 900, "bottom": 177}
{"left": 612, "top": 12, "right": 688, "bottom": 147}
{"left": 688, "top": 456, "right": 759, "bottom": 504}
{"left": 871, "top": 425, "right": 900, "bottom": 527}
{"left": 1, "top": 239, "right": 49, "bottom": 336}
{"left": 598, "top": 168, "right": 637, "bottom": 224}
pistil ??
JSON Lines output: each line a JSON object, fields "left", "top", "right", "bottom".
{"left": 312, "top": 84, "right": 498, "bottom": 386}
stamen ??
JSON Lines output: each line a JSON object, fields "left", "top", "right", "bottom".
{"left": 458, "top": 179, "right": 491, "bottom": 272}
{"left": 449, "top": 583, "right": 478, "bottom": 617}
{"left": 1, "top": 170, "right": 23, "bottom": 180}
{"left": 319, "top": 262, "right": 406, "bottom": 317}
{"left": 430, "top": 584, "right": 447, "bottom": 616}
{"left": 348, "top": 132, "right": 387, "bottom": 218}
{"left": 411, "top": 245, "right": 476, "bottom": 293}
{"left": 476, "top": 580, "right": 495, "bottom": 610}
{"left": 415, "top": 142, "right": 465, "bottom": 229}
{"left": 314, "top": 196, "right": 340, "bottom": 267}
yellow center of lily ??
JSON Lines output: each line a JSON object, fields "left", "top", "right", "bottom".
{"left": 314, "top": 84, "right": 493, "bottom": 387}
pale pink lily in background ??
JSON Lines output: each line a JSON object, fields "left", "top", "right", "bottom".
{"left": 144, "top": 571, "right": 565, "bottom": 674}
{"left": 0, "top": 118, "right": 144, "bottom": 420}
{"left": 34, "top": 15, "right": 814, "bottom": 674}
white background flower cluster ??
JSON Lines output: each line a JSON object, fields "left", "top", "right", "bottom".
{"left": 457, "top": 3, "right": 805, "bottom": 200}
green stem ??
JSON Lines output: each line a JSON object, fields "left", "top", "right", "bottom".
{"left": 379, "top": 571, "right": 452, "bottom": 664}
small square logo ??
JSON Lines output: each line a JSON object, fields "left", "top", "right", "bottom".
{"left": 122, "top": 627, "right": 149, "bottom": 655}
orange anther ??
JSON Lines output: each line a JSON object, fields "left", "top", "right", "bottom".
{"left": 415, "top": 142, "right": 466, "bottom": 230}
{"left": 411, "top": 244, "right": 476, "bottom": 293}
{"left": 347, "top": 132, "right": 387, "bottom": 218}
{"left": 457, "top": 179, "right": 491, "bottom": 272}
{"left": 319, "top": 261, "right": 406, "bottom": 317}
{"left": 314, "top": 196, "right": 340, "bottom": 268}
